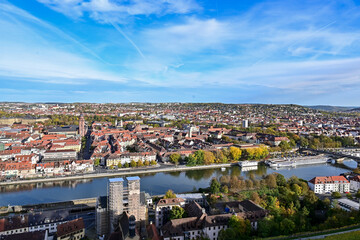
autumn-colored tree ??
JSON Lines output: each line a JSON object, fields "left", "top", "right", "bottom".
{"left": 137, "top": 160, "right": 144, "bottom": 167}
{"left": 204, "top": 151, "right": 215, "bottom": 165}
{"left": 251, "top": 192, "right": 261, "bottom": 204}
{"left": 130, "top": 160, "right": 137, "bottom": 168}
{"left": 229, "top": 147, "right": 242, "bottom": 161}
{"left": 164, "top": 189, "right": 177, "bottom": 199}
{"left": 215, "top": 150, "right": 228, "bottom": 163}
{"left": 265, "top": 174, "right": 277, "bottom": 188}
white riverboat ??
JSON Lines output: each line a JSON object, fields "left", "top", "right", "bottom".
{"left": 266, "top": 155, "right": 329, "bottom": 168}
{"left": 238, "top": 161, "right": 258, "bottom": 167}
{"left": 241, "top": 166, "right": 258, "bottom": 171}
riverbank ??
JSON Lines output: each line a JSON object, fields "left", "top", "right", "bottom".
{"left": 0, "top": 163, "right": 233, "bottom": 186}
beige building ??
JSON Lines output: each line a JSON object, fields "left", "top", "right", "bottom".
{"left": 106, "top": 152, "right": 156, "bottom": 167}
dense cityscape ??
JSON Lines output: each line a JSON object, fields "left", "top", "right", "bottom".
{"left": 0, "top": 102, "right": 360, "bottom": 239}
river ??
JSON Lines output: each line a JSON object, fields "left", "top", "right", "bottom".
{"left": 0, "top": 160, "right": 357, "bottom": 206}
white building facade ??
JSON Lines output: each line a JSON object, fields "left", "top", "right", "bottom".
{"left": 308, "top": 176, "right": 350, "bottom": 194}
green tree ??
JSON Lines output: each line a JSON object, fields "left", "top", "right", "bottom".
{"left": 304, "top": 191, "right": 318, "bottom": 207}
{"left": 186, "top": 155, "right": 197, "bottom": 166}
{"left": 323, "top": 198, "right": 331, "bottom": 209}
{"left": 332, "top": 191, "right": 342, "bottom": 199}
{"left": 289, "top": 139, "right": 296, "bottom": 148}
{"left": 124, "top": 162, "right": 129, "bottom": 168}
{"left": 276, "top": 174, "right": 286, "bottom": 186}
{"left": 292, "top": 183, "right": 302, "bottom": 196}
{"left": 144, "top": 160, "right": 150, "bottom": 166}
{"left": 280, "top": 218, "right": 295, "bottom": 235}
{"left": 164, "top": 189, "right": 177, "bottom": 199}
{"left": 194, "top": 150, "right": 205, "bottom": 165}
{"left": 299, "top": 137, "right": 309, "bottom": 148}
{"left": 169, "top": 153, "right": 181, "bottom": 165}
{"left": 279, "top": 141, "right": 291, "bottom": 152}
{"left": 356, "top": 190, "right": 360, "bottom": 199}
{"left": 346, "top": 193, "right": 353, "bottom": 200}
{"left": 210, "top": 178, "right": 221, "bottom": 194}
{"left": 221, "top": 185, "right": 229, "bottom": 194}
{"left": 117, "top": 162, "right": 122, "bottom": 168}
{"left": 94, "top": 158, "right": 100, "bottom": 166}
{"left": 170, "top": 206, "right": 185, "bottom": 219}
{"left": 219, "top": 216, "right": 251, "bottom": 240}
{"left": 150, "top": 160, "right": 157, "bottom": 165}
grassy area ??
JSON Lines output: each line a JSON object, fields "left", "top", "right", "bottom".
{"left": 323, "top": 230, "right": 360, "bottom": 240}
{"left": 263, "top": 224, "right": 360, "bottom": 240}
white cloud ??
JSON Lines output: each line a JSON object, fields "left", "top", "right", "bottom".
{"left": 37, "top": 0, "right": 201, "bottom": 23}
{"left": 0, "top": 1, "right": 129, "bottom": 85}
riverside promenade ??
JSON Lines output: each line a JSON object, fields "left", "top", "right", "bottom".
{"left": 0, "top": 163, "right": 233, "bottom": 186}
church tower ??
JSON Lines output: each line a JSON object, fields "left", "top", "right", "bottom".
{"left": 79, "top": 114, "right": 85, "bottom": 137}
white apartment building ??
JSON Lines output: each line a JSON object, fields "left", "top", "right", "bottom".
{"left": 155, "top": 198, "right": 185, "bottom": 228}
{"left": 308, "top": 176, "right": 350, "bottom": 194}
{"left": 349, "top": 175, "right": 360, "bottom": 191}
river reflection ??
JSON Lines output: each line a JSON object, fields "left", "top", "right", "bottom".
{"left": 0, "top": 160, "right": 357, "bottom": 206}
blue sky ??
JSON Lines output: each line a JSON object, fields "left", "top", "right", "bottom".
{"left": 1, "top": 0, "right": 360, "bottom": 105}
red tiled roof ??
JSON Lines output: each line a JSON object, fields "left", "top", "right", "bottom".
{"left": 309, "top": 176, "right": 349, "bottom": 184}
{"left": 56, "top": 218, "right": 84, "bottom": 237}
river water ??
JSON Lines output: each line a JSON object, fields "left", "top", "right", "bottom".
{"left": 0, "top": 160, "right": 357, "bottom": 206}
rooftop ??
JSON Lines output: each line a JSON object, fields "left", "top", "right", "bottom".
{"left": 56, "top": 218, "right": 85, "bottom": 237}
{"left": 109, "top": 177, "right": 124, "bottom": 183}
{"left": 126, "top": 176, "right": 140, "bottom": 181}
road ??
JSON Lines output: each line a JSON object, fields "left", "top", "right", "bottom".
{"left": 0, "top": 162, "right": 234, "bottom": 186}
{"left": 297, "top": 227, "right": 360, "bottom": 239}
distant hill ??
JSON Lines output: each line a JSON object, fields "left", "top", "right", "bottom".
{"left": 348, "top": 107, "right": 360, "bottom": 112}
{"left": 306, "top": 105, "right": 357, "bottom": 112}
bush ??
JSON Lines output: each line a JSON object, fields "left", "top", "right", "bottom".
{"left": 331, "top": 192, "right": 342, "bottom": 199}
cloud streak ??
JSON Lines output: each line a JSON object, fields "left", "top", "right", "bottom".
{"left": 36, "top": 0, "right": 201, "bottom": 23}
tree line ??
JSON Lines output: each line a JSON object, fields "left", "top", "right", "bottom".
{"left": 168, "top": 146, "right": 269, "bottom": 166}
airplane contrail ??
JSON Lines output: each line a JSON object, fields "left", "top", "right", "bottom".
{"left": 110, "top": 21, "right": 147, "bottom": 60}
{"left": 0, "top": 1, "right": 115, "bottom": 66}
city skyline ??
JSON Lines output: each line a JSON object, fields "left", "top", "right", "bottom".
{"left": 1, "top": 0, "right": 360, "bottom": 105}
